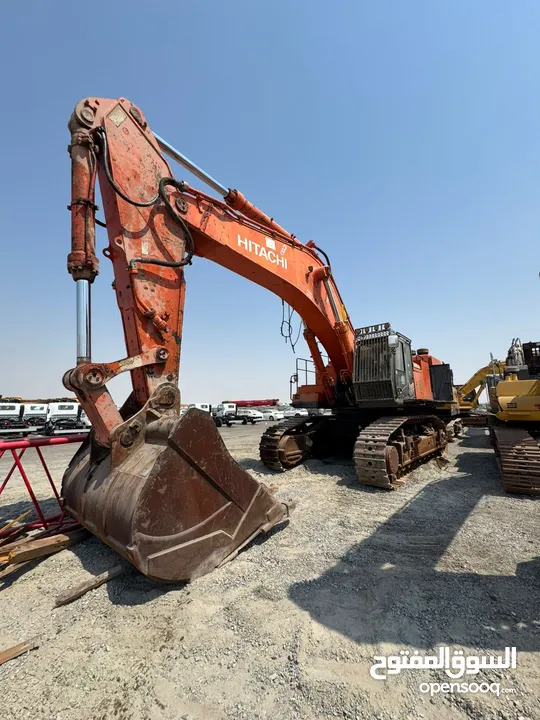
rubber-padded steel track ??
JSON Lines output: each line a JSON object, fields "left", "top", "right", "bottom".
{"left": 354, "top": 415, "right": 448, "bottom": 490}
{"left": 489, "top": 424, "right": 540, "bottom": 495}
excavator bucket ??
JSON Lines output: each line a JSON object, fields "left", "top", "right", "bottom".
{"left": 62, "top": 408, "right": 289, "bottom": 581}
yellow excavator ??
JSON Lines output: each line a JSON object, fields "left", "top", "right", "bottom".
{"left": 455, "top": 360, "right": 505, "bottom": 425}
{"left": 489, "top": 339, "right": 540, "bottom": 494}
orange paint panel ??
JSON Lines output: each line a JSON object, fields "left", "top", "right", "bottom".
{"left": 412, "top": 357, "right": 434, "bottom": 401}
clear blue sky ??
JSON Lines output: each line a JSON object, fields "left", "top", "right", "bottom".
{"left": 1, "top": 1, "right": 539, "bottom": 404}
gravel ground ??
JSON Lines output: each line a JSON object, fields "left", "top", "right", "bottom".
{"left": 0, "top": 425, "right": 539, "bottom": 720}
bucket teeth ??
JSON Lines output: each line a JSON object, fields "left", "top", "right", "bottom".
{"left": 62, "top": 408, "right": 289, "bottom": 581}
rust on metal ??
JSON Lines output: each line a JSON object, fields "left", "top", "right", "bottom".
{"left": 489, "top": 422, "right": 540, "bottom": 495}
{"left": 354, "top": 415, "right": 448, "bottom": 490}
{"left": 62, "top": 406, "right": 289, "bottom": 581}
{"left": 259, "top": 417, "right": 327, "bottom": 471}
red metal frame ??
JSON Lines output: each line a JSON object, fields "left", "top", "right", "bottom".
{"left": 0, "top": 434, "right": 87, "bottom": 540}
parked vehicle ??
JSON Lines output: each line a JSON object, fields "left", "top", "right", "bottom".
{"left": 80, "top": 410, "right": 92, "bottom": 428}
{"left": 217, "top": 403, "right": 237, "bottom": 416}
{"left": 23, "top": 403, "right": 48, "bottom": 429}
{"left": 283, "top": 407, "right": 309, "bottom": 418}
{"left": 308, "top": 408, "right": 333, "bottom": 417}
{"left": 260, "top": 409, "right": 285, "bottom": 422}
{"left": 188, "top": 403, "right": 212, "bottom": 413}
{"left": 222, "top": 399, "right": 279, "bottom": 407}
{"left": 44, "top": 402, "right": 91, "bottom": 435}
{"left": 0, "top": 403, "right": 31, "bottom": 437}
{"left": 213, "top": 404, "right": 262, "bottom": 425}
{"left": 236, "top": 408, "right": 263, "bottom": 423}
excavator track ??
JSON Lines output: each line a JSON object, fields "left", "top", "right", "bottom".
{"left": 259, "top": 417, "right": 327, "bottom": 471}
{"left": 489, "top": 424, "right": 540, "bottom": 495}
{"left": 462, "top": 413, "right": 489, "bottom": 428}
{"left": 354, "top": 415, "right": 448, "bottom": 490}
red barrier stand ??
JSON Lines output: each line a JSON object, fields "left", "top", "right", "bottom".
{"left": 0, "top": 434, "right": 87, "bottom": 540}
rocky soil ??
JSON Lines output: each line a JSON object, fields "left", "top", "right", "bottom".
{"left": 0, "top": 425, "right": 539, "bottom": 719}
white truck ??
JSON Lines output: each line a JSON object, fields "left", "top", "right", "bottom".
{"left": 44, "top": 402, "right": 91, "bottom": 435}
{"left": 23, "top": 403, "right": 48, "bottom": 431}
{"left": 185, "top": 402, "right": 263, "bottom": 427}
{"left": 187, "top": 402, "right": 229, "bottom": 426}
{"left": 188, "top": 403, "right": 212, "bottom": 413}
{"left": 187, "top": 402, "right": 232, "bottom": 427}
{"left": 0, "top": 402, "right": 31, "bottom": 437}
{"left": 213, "top": 403, "right": 263, "bottom": 426}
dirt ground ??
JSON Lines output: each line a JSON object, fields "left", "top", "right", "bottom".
{"left": 0, "top": 424, "right": 539, "bottom": 720}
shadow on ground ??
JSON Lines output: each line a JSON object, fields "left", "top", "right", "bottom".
{"left": 455, "top": 430, "right": 492, "bottom": 449}
{"left": 0, "top": 496, "right": 181, "bottom": 604}
{"left": 0, "top": 497, "right": 70, "bottom": 590}
{"left": 4, "top": 429, "right": 539, "bottom": 622}
{"left": 0, "top": 496, "right": 61, "bottom": 526}
{"left": 69, "top": 518, "right": 291, "bottom": 606}
{"left": 289, "top": 435, "right": 540, "bottom": 650}
{"left": 1, "top": 462, "right": 291, "bottom": 607}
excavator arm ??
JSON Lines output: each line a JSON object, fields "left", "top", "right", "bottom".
{"left": 456, "top": 361, "right": 505, "bottom": 410}
{"left": 62, "top": 97, "right": 357, "bottom": 582}
{"left": 66, "top": 97, "right": 355, "bottom": 447}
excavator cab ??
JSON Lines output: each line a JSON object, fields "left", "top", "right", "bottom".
{"left": 522, "top": 342, "right": 540, "bottom": 378}
{"left": 352, "top": 323, "right": 415, "bottom": 405}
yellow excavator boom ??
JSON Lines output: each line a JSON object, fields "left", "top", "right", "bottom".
{"left": 456, "top": 361, "right": 505, "bottom": 410}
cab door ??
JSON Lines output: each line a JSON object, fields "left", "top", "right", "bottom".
{"left": 394, "top": 339, "right": 414, "bottom": 400}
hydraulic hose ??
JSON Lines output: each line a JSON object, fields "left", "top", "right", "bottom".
{"left": 94, "top": 127, "right": 194, "bottom": 267}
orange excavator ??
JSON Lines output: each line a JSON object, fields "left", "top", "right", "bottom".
{"left": 63, "top": 97, "right": 458, "bottom": 582}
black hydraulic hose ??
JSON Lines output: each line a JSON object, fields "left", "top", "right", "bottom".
{"left": 94, "top": 127, "right": 194, "bottom": 268}
{"left": 157, "top": 177, "right": 195, "bottom": 264}
{"left": 129, "top": 179, "right": 194, "bottom": 269}
{"left": 94, "top": 127, "right": 159, "bottom": 207}
{"left": 312, "top": 244, "right": 331, "bottom": 269}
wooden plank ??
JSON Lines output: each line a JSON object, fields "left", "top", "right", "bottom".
{"left": 0, "top": 535, "right": 46, "bottom": 562}
{"left": 1, "top": 535, "right": 48, "bottom": 563}
{"left": 0, "top": 638, "right": 39, "bottom": 667}
{"left": 0, "top": 523, "right": 81, "bottom": 556}
{"left": 0, "top": 510, "right": 31, "bottom": 542}
{"left": 0, "top": 533, "right": 37, "bottom": 558}
{"left": 4, "top": 530, "right": 89, "bottom": 565}
{"left": 0, "top": 526, "right": 28, "bottom": 552}
{"left": 54, "top": 565, "right": 124, "bottom": 607}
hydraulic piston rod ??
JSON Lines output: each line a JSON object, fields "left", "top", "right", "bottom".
{"left": 154, "top": 133, "right": 228, "bottom": 198}
{"left": 155, "top": 133, "right": 293, "bottom": 238}
{"left": 76, "top": 279, "right": 91, "bottom": 364}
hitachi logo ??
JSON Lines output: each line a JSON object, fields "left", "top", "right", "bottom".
{"left": 237, "top": 235, "right": 288, "bottom": 270}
